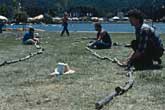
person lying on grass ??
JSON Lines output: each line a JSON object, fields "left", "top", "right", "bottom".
{"left": 22, "top": 27, "right": 40, "bottom": 45}
{"left": 88, "top": 22, "right": 112, "bottom": 49}
{"left": 125, "top": 9, "right": 164, "bottom": 70}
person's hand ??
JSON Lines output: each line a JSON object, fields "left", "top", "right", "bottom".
{"left": 131, "top": 51, "right": 142, "bottom": 59}
{"left": 122, "top": 61, "right": 128, "bottom": 66}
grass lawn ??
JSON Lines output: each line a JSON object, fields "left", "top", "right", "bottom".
{"left": 0, "top": 31, "right": 165, "bottom": 110}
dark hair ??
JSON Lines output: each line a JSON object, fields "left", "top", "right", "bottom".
{"left": 94, "top": 22, "right": 102, "bottom": 28}
{"left": 29, "top": 27, "right": 34, "bottom": 31}
{"left": 127, "top": 9, "right": 144, "bottom": 24}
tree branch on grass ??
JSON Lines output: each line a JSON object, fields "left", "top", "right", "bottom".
{"left": 85, "top": 47, "right": 134, "bottom": 110}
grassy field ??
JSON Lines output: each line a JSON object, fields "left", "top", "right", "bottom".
{"left": 0, "top": 31, "right": 165, "bottom": 110}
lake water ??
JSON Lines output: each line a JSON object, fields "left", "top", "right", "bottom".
{"left": 6, "top": 22, "right": 165, "bottom": 33}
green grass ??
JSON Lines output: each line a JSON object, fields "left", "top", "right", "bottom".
{"left": 0, "top": 31, "right": 165, "bottom": 110}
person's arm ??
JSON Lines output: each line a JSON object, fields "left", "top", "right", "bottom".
{"left": 97, "top": 35, "right": 102, "bottom": 41}
{"left": 129, "top": 50, "right": 142, "bottom": 60}
{"left": 138, "top": 28, "right": 150, "bottom": 52}
{"left": 127, "top": 29, "right": 149, "bottom": 63}
{"left": 97, "top": 31, "right": 106, "bottom": 41}
{"left": 124, "top": 50, "right": 143, "bottom": 67}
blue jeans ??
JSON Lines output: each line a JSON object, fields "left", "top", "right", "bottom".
{"left": 61, "top": 23, "right": 69, "bottom": 36}
{"left": 89, "top": 40, "right": 111, "bottom": 49}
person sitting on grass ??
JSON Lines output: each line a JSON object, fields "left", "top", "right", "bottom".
{"left": 88, "top": 22, "right": 112, "bottom": 49}
{"left": 125, "top": 9, "right": 164, "bottom": 70}
{"left": 22, "top": 27, "right": 39, "bottom": 45}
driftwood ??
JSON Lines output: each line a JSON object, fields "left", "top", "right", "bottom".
{"left": 85, "top": 47, "right": 126, "bottom": 67}
{"left": 95, "top": 70, "right": 134, "bottom": 110}
{"left": 85, "top": 47, "right": 134, "bottom": 110}
{"left": 0, "top": 47, "right": 44, "bottom": 67}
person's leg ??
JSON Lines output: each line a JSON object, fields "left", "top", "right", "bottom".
{"left": 153, "top": 47, "right": 164, "bottom": 64}
{"left": 0, "top": 27, "right": 2, "bottom": 33}
{"left": 33, "top": 38, "right": 40, "bottom": 44}
{"left": 131, "top": 40, "right": 138, "bottom": 51}
{"left": 61, "top": 23, "right": 68, "bottom": 36}
{"left": 60, "top": 27, "right": 65, "bottom": 36}
{"left": 89, "top": 41, "right": 110, "bottom": 49}
{"left": 64, "top": 23, "right": 69, "bottom": 36}
{"left": 66, "top": 27, "right": 69, "bottom": 36}
{"left": 88, "top": 41, "right": 97, "bottom": 49}
{"left": 99, "top": 42, "right": 111, "bottom": 49}
{"left": 24, "top": 39, "right": 36, "bottom": 45}
{"left": 131, "top": 56, "right": 153, "bottom": 70}
{"left": 127, "top": 51, "right": 153, "bottom": 70}
{"left": 87, "top": 41, "right": 94, "bottom": 47}
{"left": 61, "top": 24, "right": 66, "bottom": 36}
{"left": 146, "top": 40, "right": 164, "bottom": 64}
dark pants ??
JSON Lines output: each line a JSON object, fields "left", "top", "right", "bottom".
{"left": 0, "top": 28, "right": 2, "bottom": 33}
{"left": 130, "top": 40, "right": 164, "bottom": 69}
{"left": 88, "top": 40, "right": 111, "bottom": 49}
{"left": 0, "top": 27, "right": 3, "bottom": 33}
{"left": 61, "top": 23, "right": 69, "bottom": 36}
{"left": 0, "top": 23, "right": 4, "bottom": 33}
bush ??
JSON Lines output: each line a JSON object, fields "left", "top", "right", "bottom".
{"left": 14, "top": 11, "right": 28, "bottom": 23}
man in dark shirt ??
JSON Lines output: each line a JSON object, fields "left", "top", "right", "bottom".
{"left": 126, "top": 9, "right": 164, "bottom": 69}
{"left": 88, "top": 22, "right": 112, "bottom": 49}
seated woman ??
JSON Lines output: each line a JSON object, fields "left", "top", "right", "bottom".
{"left": 88, "top": 22, "right": 112, "bottom": 49}
{"left": 22, "top": 27, "right": 39, "bottom": 45}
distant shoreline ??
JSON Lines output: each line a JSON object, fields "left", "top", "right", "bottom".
{"left": 3, "top": 22, "right": 165, "bottom": 33}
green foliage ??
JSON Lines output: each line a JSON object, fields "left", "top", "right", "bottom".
{"left": 43, "top": 14, "right": 53, "bottom": 24}
{"left": 14, "top": 11, "right": 28, "bottom": 23}
{"left": 2, "top": 0, "right": 165, "bottom": 20}
{"left": 58, "top": 0, "right": 70, "bottom": 10}
{"left": 0, "top": 4, "right": 8, "bottom": 16}
{"left": 106, "top": 12, "right": 114, "bottom": 18}
{"left": 12, "top": 0, "right": 17, "bottom": 7}
{"left": 45, "top": 0, "right": 165, "bottom": 18}
{"left": 48, "top": 9, "right": 57, "bottom": 17}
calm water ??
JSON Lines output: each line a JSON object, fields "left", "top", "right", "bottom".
{"left": 6, "top": 22, "right": 165, "bottom": 33}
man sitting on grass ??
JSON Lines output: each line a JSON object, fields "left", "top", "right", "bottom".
{"left": 126, "top": 9, "right": 164, "bottom": 70}
{"left": 22, "top": 27, "right": 40, "bottom": 45}
{"left": 88, "top": 22, "right": 112, "bottom": 49}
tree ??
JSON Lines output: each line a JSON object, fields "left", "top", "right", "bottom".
{"left": 58, "top": 0, "right": 72, "bottom": 11}
{"left": 0, "top": 4, "right": 8, "bottom": 16}
{"left": 14, "top": 11, "right": 28, "bottom": 23}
